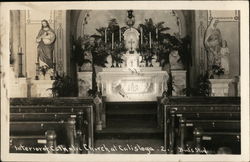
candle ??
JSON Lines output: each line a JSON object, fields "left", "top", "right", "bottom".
{"left": 149, "top": 32, "right": 152, "bottom": 48}
{"left": 105, "top": 28, "right": 107, "bottom": 43}
{"left": 112, "top": 33, "right": 114, "bottom": 50}
{"left": 119, "top": 28, "right": 121, "bottom": 42}
{"left": 156, "top": 28, "right": 158, "bottom": 40}
{"left": 140, "top": 27, "right": 143, "bottom": 45}
{"left": 18, "top": 47, "right": 22, "bottom": 53}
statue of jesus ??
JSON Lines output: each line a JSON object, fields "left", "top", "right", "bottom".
{"left": 36, "top": 20, "right": 56, "bottom": 70}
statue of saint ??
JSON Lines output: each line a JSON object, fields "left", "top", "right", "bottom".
{"left": 169, "top": 50, "right": 184, "bottom": 70}
{"left": 36, "top": 20, "right": 56, "bottom": 73}
{"left": 204, "top": 18, "right": 222, "bottom": 72}
{"left": 220, "top": 40, "right": 230, "bottom": 75}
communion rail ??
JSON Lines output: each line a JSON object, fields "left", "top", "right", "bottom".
{"left": 10, "top": 97, "right": 94, "bottom": 154}
{"left": 160, "top": 97, "right": 240, "bottom": 154}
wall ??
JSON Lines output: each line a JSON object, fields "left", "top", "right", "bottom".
{"left": 191, "top": 10, "right": 240, "bottom": 96}
{"left": 217, "top": 21, "right": 240, "bottom": 77}
{"left": 25, "top": 10, "right": 55, "bottom": 78}
{"left": 10, "top": 10, "right": 70, "bottom": 79}
{"left": 76, "top": 10, "right": 186, "bottom": 38}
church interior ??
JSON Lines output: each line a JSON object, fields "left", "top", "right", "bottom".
{"left": 8, "top": 10, "right": 241, "bottom": 154}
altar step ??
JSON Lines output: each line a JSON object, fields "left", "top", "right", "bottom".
{"left": 106, "top": 102, "right": 157, "bottom": 115}
{"left": 95, "top": 127, "right": 163, "bottom": 139}
{"left": 96, "top": 102, "right": 163, "bottom": 140}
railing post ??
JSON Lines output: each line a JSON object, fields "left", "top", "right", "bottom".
{"left": 45, "top": 130, "right": 57, "bottom": 154}
{"left": 76, "top": 111, "right": 85, "bottom": 154}
{"left": 169, "top": 108, "right": 176, "bottom": 154}
{"left": 101, "top": 97, "right": 106, "bottom": 128}
{"left": 163, "top": 105, "right": 167, "bottom": 153}
{"left": 66, "top": 117, "right": 77, "bottom": 154}
{"left": 193, "top": 127, "right": 203, "bottom": 154}
{"left": 87, "top": 106, "right": 94, "bottom": 153}
{"left": 178, "top": 117, "right": 186, "bottom": 154}
{"left": 157, "top": 98, "right": 161, "bottom": 128}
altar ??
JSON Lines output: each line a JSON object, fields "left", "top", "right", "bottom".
{"left": 97, "top": 67, "right": 168, "bottom": 102}
{"left": 96, "top": 24, "right": 168, "bottom": 102}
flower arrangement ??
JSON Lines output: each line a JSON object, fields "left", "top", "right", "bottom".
{"left": 212, "top": 65, "right": 225, "bottom": 77}
{"left": 136, "top": 18, "right": 190, "bottom": 68}
{"left": 39, "top": 65, "right": 50, "bottom": 76}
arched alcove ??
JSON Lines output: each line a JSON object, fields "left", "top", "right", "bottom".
{"left": 73, "top": 10, "right": 187, "bottom": 38}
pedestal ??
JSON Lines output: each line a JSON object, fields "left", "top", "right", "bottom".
{"left": 10, "top": 78, "right": 28, "bottom": 98}
{"left": 209, "top": 79, "right": 233, "bottom": 96}
{"left": 10, "top": 67, "right": 28, "bottom": 98}
{"left": 77, "top": 72, "right": 92, "bottom": 97}
{"left": 30, "top": 80, "right": 54, "bottom": 97}
{"left": 236, "top": 76, "right": 240, "bottom": 96}
{"left": 171, "top": 70, "right": 186, "bottom": 96}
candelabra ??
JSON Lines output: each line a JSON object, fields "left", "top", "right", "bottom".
{"left": 18, "top": 52, "right": 24, "bottom": 77}
{"left": 35, "top": 62, "right": 40, "bottom": 80}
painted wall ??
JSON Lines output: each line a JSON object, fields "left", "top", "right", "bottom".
{"left": 25, "top": 10, "right": 55, "bottom": 78}
{"left": 191, "top": 10, "right": 240, "bottom": 96}
{"left": 14, "top": 10, "right": 69, "bottom": 78}
{"left": 217, "top": 22, "right": 240, "bottom": 77}
{"left": 79, "top": 10, "right": 185, "bottom": 37}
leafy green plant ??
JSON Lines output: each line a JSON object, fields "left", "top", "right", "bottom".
{"left": 72, "top": 35, "right": 92, "bottom": 67}
{"left": 137, "top": 19, "right": 190, "bottom": 68}
{"left": 49, "top": 72, "right": 77, "bottom": 97}
{"left": 184, "top": 72, "right": 210, "bottom": 96}
{"left": 212, "top": 65, "right": 225, "bottom": 76}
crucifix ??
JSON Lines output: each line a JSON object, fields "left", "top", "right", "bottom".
{"left": 128, "top": 39, "right": 135, "bottom": 53}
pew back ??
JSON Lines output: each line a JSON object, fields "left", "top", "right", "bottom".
{"left": 10, "top": 97, "right": 94, "bottom": 153}
{"left": 161, "top": 97, "right": 240, "bottom": 154}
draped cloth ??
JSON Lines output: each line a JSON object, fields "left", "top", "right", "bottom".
{"left": 36, "top": 28, "right": 56, "bottom": 69}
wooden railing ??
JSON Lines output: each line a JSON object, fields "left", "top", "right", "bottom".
{"left": 159, "top": 97, "right": 240, "bottom": 154}
{"left": 10, "top": 97, "right": 94, "bottom": 154}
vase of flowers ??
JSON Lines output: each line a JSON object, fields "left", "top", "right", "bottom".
{"left": 212, "top": 65, "right": 225, "bottom": 79}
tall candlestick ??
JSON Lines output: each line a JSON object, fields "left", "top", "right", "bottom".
{"left": 105, "top": 28, "right": 107, "bottom": 43}
{"left": 119, "top": 28, "right": 121, "bottom": 42}
{"left": 149, "top": 32, "right": 152, "bottom": 48}
{"left": 140, "top": 27, "right": 143, "bottom": 45}
{"left": 111, "top": 33, "right": 114, "bottom": 50}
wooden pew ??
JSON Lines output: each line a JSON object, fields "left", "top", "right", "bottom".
{"left": 178, "top": 118, "right": 240, "bottom": 154}
{"left": 10, "top": 130, "right": 57, "bottom": 153}
{"left": 160, "top": 97, "right": 240, "bottom": 154}
{"left": 10, "top": 97, "right": 94, "bottom": 154}
{"left": 10, "top": 116, "right": 79, "bottom": 153}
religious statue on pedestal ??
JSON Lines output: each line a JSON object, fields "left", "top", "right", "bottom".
{"left": 36, "top": 20, "right": 56, "bottom": 79}
{"left": 204, "top": 18, "right": 222, "bottom": 77}
{"left": 169, "top": 50, "right": 184, "bottom": 70}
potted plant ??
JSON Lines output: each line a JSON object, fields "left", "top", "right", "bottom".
{"left": 211, "top": 65, "right": 225, "bottom": 79}
{"left": 49, "top": 72, "right": 77, "bottom": 97}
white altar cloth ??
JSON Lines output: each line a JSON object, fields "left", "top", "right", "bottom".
{"left": 97, "top": 67, "right": 168, "bottom": 102}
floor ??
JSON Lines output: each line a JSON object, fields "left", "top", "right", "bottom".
{"left": 94, "top": 102, "right": 165, "bottom": 154}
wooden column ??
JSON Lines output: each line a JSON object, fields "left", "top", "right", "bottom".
{"left": 45, "top": 130, "right": 57, "bottom": 154}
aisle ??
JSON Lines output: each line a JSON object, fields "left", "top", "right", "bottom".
{"left": 94, "top": 102, "right": 164, "bottom": 154}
